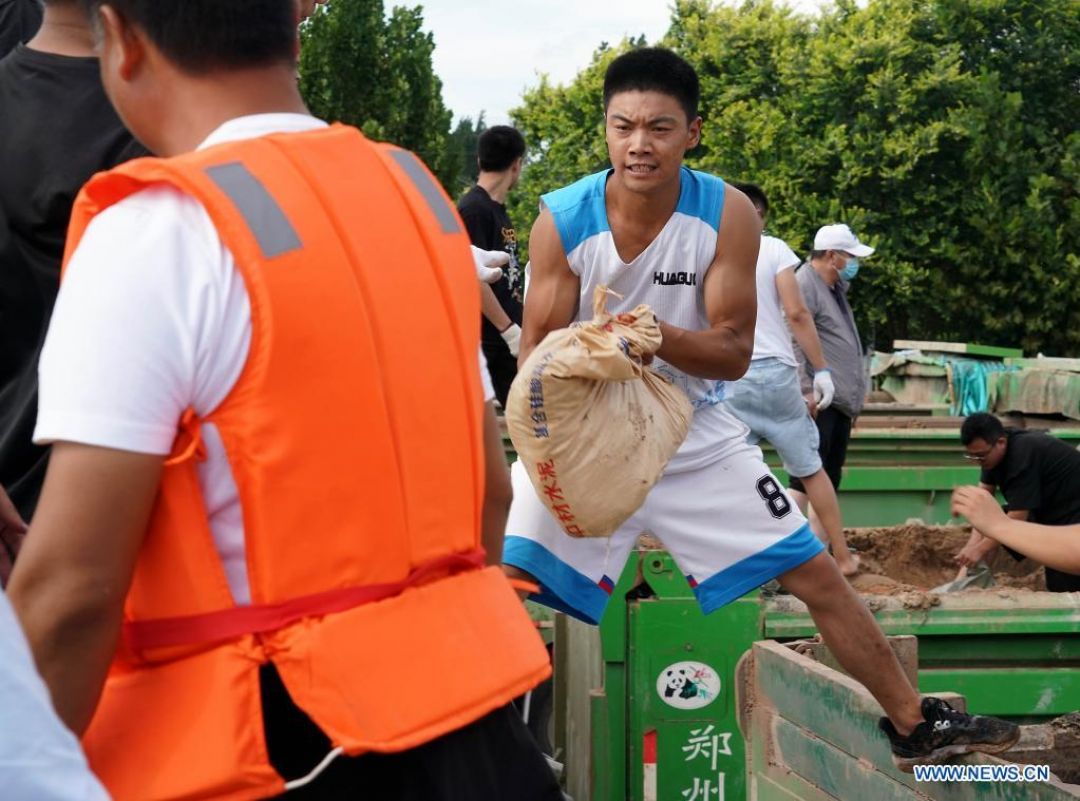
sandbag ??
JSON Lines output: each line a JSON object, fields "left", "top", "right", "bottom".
{"left": 506, "top": 286, "right": 692, "bottom": 538}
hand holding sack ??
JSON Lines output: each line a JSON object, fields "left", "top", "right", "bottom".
{"left": 506, "top": 286, "right": 693, "bottom": 538}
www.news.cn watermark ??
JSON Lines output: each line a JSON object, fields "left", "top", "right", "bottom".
{"left": 913, "top": 764, "right": 1052, "bottom": 783}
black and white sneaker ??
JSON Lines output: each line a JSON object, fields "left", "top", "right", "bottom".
{"left": 879, "top": 697, "right": 1020, "bottom": 772}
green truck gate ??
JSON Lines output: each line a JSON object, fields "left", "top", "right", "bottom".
{"left": 577, "top": 550, "right": 1080, "bottom": 801}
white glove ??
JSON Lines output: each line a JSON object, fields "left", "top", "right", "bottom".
{"left": 500, "top": 323, "right": 522, "bottom": 357}
{"left": 813, "top": 368, "right": 835, "bottom": 411}
{"left": 471, "top": 245, "right": 510, "bottom": 285}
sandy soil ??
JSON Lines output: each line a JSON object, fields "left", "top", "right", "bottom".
{"left": 845, "top": 524, "right": 1046, "bottom": 596}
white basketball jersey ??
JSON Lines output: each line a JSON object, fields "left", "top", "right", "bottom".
{"left": 541, "top": 167, "right": 749, "bottom": 472}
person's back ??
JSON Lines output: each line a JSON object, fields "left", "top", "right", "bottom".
{"left": 992, "top": 429, "right": 1080, "bottom": 526}
{"left": 748, "top": 234, "right": 799, "bottom": 362}
{"left": 9, "top": 3, "right": 556, "bottom": 799}
{"left": 985, "top": 428, "right": 1080, "bottom": 591}
{"left": 0, "top": 0, "right": 144, "bottom": 521}
{"left": 458, "top": 125, "right": 526, "bottom": 407}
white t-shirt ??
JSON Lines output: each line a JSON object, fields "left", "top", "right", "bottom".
{"left": 36, "top": 114, "right": 494, "bottom": 605}
{"left": 750, "top": 234, "right": 801, "bottom": 365}
{"left": 0, "top": 590, "right": 109, "bottom": 800}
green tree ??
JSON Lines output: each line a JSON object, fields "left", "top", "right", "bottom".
{"left": 508, "top": 44, "right": 621, "bottom": 252}
{"left": 299, "top": 0, "right": 458, "bottom": 187}
{"left": 509, "top": 0, "right": 1080, "bottom": 355}
{"left": 446, "top": 113, "right": 487, "bottom": 198}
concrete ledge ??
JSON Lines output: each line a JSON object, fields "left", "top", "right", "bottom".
{"left": 744, "top": 639, "right": 1080, "bottom": 800}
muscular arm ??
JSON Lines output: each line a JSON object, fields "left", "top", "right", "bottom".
{"left": 8, "top": 443, "right": 163, "bottom": 734}
{"left": 777, "top": 267, "right": 826, "bottom": 371}
{"left": 655, "top": 185, "right": 761, "bottom": 380}
{"left": 518, "top": 207, "right": 580, "bottom": 366}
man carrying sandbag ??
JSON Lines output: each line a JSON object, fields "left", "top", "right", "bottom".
{"left": 502, "top": 47, "right": 1020, "bottom": 771}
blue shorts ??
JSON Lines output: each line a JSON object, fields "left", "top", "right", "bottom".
{"left": 724, "top": 358, "right": 823, "bottom": 479}
{"left": 503, "top": 440, "right": 823, "bottom": 624}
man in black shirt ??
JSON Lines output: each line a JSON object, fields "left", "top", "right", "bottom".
{"left": 457, "top": 125, "right": 525, "bottom": 407}
{"left": 956, "top": 413, "right": 1080, "bottom": 592}
{"left": 0, "top": 0, "right": 144, "bottom": 529}
{"left": 0, "top": 0, "right": 42, "bottom": 57}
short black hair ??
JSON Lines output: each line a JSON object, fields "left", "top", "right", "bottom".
{"left": 733, "top": 183, "right": 768, "bottom": 214}
{"left": 603, "top": 47, "right": 699, "bottom": 122}
{"left": 477, "top": 126, "right": 525, "bottom": 173}
{"left": 960, "top": 413, "right": 1006, "bottom": 446}
{"left": 810, "top": 250, "right": 829, "bottom": 260}
{"left": 81, "top": 0, "right": 297, "bottom": 74}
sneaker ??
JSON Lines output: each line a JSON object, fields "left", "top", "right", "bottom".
{"left": 879, "top": 697, "right": 1020, "bottom": 772}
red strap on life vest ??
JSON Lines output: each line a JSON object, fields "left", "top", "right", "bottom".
{"left": 124, "top": 549, "right": 487, "bottom": 653}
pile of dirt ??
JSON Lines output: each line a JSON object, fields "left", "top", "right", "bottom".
{"left": 845, "top": 524, "right": 1046, "bottom": 595}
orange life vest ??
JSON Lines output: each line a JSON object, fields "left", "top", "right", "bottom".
{"left": 63, "top": 125, "right": 550, "bottom": 801}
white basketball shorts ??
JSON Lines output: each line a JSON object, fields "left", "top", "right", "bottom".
{"left": 503, "top": 440, "right": 824, "bottom": 624}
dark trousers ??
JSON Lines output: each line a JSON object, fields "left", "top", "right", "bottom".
{"left": 788, "top": 406, "right": 854, "bottom": 493}
{"left": 1046, "top": 567, "right": 1080, "bottom": 593}
{"left": 482, "top": 339, "right": 518, "bottom": 409}
{"left": 261, "top": 664, "right": 562, "bottom": 800}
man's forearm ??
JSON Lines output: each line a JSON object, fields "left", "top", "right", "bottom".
{"left": 481, "top": 283, "right": 512, "bottom": 331}
{"left": 980, "top": 517, "right": 1080, "bottom": 574}
{"left": 11, "top": 588, "right": 122, "bottom": 734}
{"left": 788, "top": 312, "right": 827, "bottom": 370}
{"left": 656, "top": 321, "right": 752, "bottom": 380}
{"left": 7, "top": 444, "right": 163, "bottom": 735}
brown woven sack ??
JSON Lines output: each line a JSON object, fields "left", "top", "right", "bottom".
{"left": 506, "top": 286, "right": 692, "bottom": 538}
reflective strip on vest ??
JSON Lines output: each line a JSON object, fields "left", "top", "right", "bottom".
{"left": 205, "top": 162, "right": 302, "bottom": 258}
{"left": 387, "top": 150, "right": 462, "bottom": 235}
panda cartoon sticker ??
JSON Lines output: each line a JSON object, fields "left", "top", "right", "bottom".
{"left": 656, "top": 661, "right": 721, "bottom": 710}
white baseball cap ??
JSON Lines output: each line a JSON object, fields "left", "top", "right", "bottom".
{"left": 813, "top": 224, "right": 875, "bottom": 257}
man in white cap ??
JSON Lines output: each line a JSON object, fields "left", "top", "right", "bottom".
{"left": 787, "top": 224, "right": 875, "bottom": 512}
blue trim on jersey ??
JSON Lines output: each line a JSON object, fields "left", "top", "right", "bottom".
{"left": 691, "top": 522, "right": 823, "bottom": 614}
{"left": 675, "top": 167, "right": 726, "bottom": 232}
{"left": 541, "top": 171, "right": 610, "bottom": 257}
{"left": 541, "top": 167, "right": 727, "bottom": 256}
{"left": 503, "top": 535, "right": 610, "bottom": 625}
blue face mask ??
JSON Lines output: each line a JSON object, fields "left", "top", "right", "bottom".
{"left": 839, "top": 257, "right": 860, "bottom": 281}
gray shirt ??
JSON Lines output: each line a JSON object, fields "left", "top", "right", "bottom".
{"left": 794, "top": 262, "right": 867, "bottom": 417}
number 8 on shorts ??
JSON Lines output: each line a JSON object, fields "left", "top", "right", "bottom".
{"left": 756, "top": 475, "right": 792, "bottom": 519}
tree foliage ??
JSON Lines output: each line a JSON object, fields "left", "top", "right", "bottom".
{"left": 299, "top": 0, "right": 458, "bottom": 187}
{"left": 446, "top": 113, "right": 487, "bottom": 198}
{"left": 509, "top": 0, "right": 1080, "bottom": 354}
